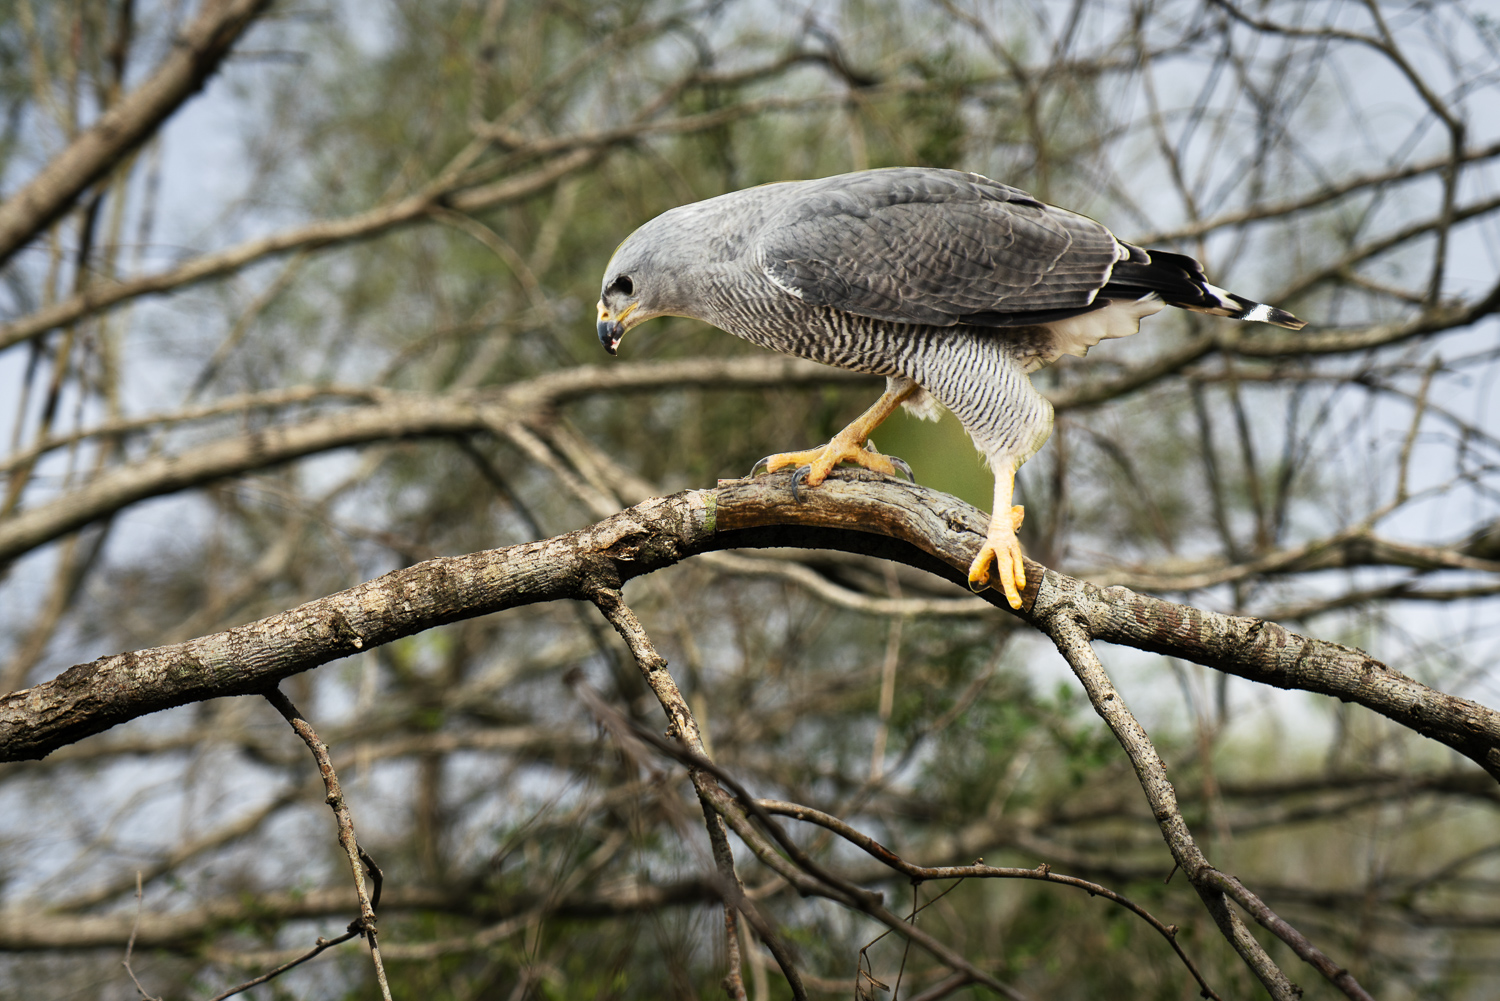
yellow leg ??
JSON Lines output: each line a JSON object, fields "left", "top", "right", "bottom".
{"left": 968, "top": 463, "right": 1027, "bottom": 609}
{"left": 757, "top": 382, "right": 918, "bottom": 486}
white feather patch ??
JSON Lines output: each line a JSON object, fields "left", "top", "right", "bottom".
{"left": 1242, "top": 302, "right": 1273, "bottom": 323}
{"left": 900, "top": 386, "right": 944, "bottom": 421}
{"left": 1035, "top": 294, "right": 1163, "bottom": 369}
{"left": 1202, "top": 283, "right": 1241, "bottom": 311}
{"left": 763, "top": 266, "right": 804, "bottom": 299}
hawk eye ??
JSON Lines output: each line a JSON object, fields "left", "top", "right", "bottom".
{"left": 609, "top": 275, "right": 634, "bottom": 296}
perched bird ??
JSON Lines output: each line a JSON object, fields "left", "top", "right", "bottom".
{"left": 596, "top": 167, "right": 1304, "bottom": 608}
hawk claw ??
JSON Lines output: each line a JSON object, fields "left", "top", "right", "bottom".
{"left": 888, "top": 456, "right": 916, "bottom": 483}
{"left": 791, "top": 465, "right": 813, "bottom": 503}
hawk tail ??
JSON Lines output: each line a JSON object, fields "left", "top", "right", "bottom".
{"left": 1104, "top": 247, "right": 1306, "bottom": 330}
{"left": 1201, "top": 293, "right": 1306, "bottom": 330}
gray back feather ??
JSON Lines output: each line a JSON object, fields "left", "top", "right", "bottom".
{"left": 753, "top": 168, "right": 1121, "bottom": 327}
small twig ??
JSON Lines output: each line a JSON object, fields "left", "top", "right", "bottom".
{"left": 263, "top": 686, "right": 392, "bottom": 1001}
{"left": 857, "top": 878, "right": 967, "bottom": 996}
{"left": 758, "top": 800, "right": 1220, "bottom": 1000}
{"left": 571, "top": 675, "right": 1031, "bottom": 1001}
{"left": 359, "top": 844, "right": 384, "bottom": 911}
{"left": 902, "top": 972, "right": 974, "bottom": 1001}
{"left": 122, "top": 871, "right": 162, "bottom": 1001}
{"left": 1396, "top": 355, "right": 1441, "bottom": 505}
{"left": 205, "top": 930, "right": 361, "bottom": 1001}
{"left": 893, "top": 883, "right": 916, "bottom": 1000}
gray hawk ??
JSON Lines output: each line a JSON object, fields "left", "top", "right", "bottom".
{"left": 596, "top": 167, "right": 1304, "bottom": 608}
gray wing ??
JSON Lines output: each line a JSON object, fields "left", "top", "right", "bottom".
{"left": 754, "top": 168, "right": 1125, "bottom": 327}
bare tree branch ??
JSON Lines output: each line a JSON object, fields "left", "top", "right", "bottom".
{"left": 1135, "top": 137, "right": 1500, "bottom": 244}
{"left": 203, "top": 929, "right": 362, "bottom": 1001}
{"left": 0, "top": 0, "right": 274, "bottom": 268}
{"left": 0, "top": 357, "right": 870, "bottom": 566}
{"left": 756, "top": 799, "right": 1222, "bottom": 1000}
{"left": 1039, "top": 613, "right": 1301, "bottom": 999}
{"left": 576, "top": 682, "right": 1032, "bottom": 1001}
{"left": 5, "top": 471, "right": 1493, "bottom": 779}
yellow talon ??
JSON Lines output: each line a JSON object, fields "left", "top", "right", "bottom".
{"left": 752, "top": 380, "right": 920, "bottom": 487}
{"left": 759, "top": 440, "right": 899, "bottom": 486}
{"left": 969, "top": 498, "right": 1027, "bottom": 609}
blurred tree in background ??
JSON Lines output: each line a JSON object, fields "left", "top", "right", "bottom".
{"left": 1, "top": 1, "right": 1498, "bottom": 998}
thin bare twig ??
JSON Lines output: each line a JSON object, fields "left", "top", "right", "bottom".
{"left": 758, "top": 800, "right": 1222, "bottom": 1000}
{"left": 1396, "top": 356, "right": 1441, "bottom": 505}
{"left": 122, "top": 872, "right": 162, "bottom": 1001}
{"left": 571, "top": 676, "right": 1032, "bottom": 1001}
{"left": 262, "top": 687, "right": 392, "bottom": 1001}
{"left": 205, "top": 930, "right": 361, "bottom": 1001}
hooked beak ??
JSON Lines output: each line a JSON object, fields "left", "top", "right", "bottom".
{"left": 597, "top": 318, "right": 624, "bottom": 356}
{"left": 596, "top": 301, "right": 632, "bottom": 356}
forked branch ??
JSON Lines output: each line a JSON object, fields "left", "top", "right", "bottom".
{"left": 1041, "top": 613, "right": 1375, "bottom": 1001}
{"left": 3, "top": 473, "right": 1496, "bottom": 784}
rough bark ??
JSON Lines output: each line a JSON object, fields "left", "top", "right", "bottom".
{"left": 2, "top": 472, "right": 1496, "bottom": 782}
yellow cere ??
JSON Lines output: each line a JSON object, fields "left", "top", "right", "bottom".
{"left": 597, "top": 301, "right": 639, "bottom": 325}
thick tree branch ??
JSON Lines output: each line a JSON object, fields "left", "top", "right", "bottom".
{"left": 2, "top": 473, "right": 1496, "bottom": 788}
{"left": 0, "top": 0, "right": 273, "bottom": 268}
